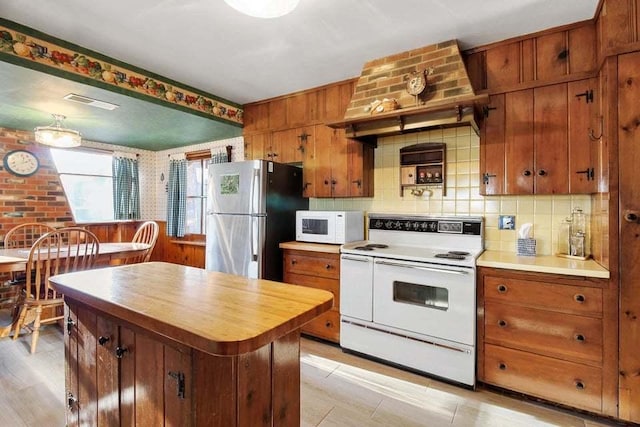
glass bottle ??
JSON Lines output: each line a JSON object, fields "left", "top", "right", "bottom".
{"left": 571, "top": 208, "right": 586, "bottom": 235}
{"left": 557, "top": 217, "right": 571, "bottom": 255}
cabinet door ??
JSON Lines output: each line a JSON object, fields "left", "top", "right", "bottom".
{"left": 534, "top": 83, "right": 568, "bottom": 194}
{"left": 302, "top": 127, "right": 317, "bottom": 198}
{"left": 273, "top": 126, "right": 310, "bottom": 164}
{"left": 96, "top": 316, "right": 120, "bottom": 426}
{"left": 480, "top": 94, "right": 505, "bottom": 195}
{"left": 568, "top": 79, "right": 597, "bottom": 193}
{"left": 349, "top": 139, "right": 374, "bottom": 197}
{"left": 505, "top": 90, "right": 534, "bottom": 194}
{"left": 64, "top": 303, "right": 79, "bottom": 427}
{"left": 165, "top": 346, "right": 193, "bottom": 426}
{"left": 244, "top": 132, "right": 269, "bottom": 161}
{"left": 331, "top": 128, "right": 350, "bottom": 197}
{"left": 314, "top": 126, "right": 334, "bottom": 198}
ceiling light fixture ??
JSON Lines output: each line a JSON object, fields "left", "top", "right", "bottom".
{"left": 34, "top": 114, "right": 82, "bottom": 148}
{"left": 223, "top": 0, "right": 300, "bottom": 18}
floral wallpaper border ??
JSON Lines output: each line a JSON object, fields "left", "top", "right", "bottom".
{"left": 0, "top": 20, "right": 243, "bottom": 126}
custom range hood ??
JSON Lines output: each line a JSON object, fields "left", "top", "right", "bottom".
{"left": 329, "top": 40, "right": 488, "bottom": 142}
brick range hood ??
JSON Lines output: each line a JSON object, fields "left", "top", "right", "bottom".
{"left": 328, "top": 40, "right": 488, "bottom": 142}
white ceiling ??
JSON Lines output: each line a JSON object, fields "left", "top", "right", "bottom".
{"left": 1, "top": 0, "right": 599, "bottom": 105}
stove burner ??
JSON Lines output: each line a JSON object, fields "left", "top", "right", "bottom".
{"left": 434, "top": 253, "right": 466, "bottom": 260}
{"left": 366, "top": 243, "right": 389, "bottom": 249}
{"left": 354, "top": 246, "right": 375, "bottom": 251}
{"left": 448, "top": 251, "right": 470, "bottom": 256}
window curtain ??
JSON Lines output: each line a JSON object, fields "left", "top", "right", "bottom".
{"left": 166, "top": 154, "right": 187, "bottom": 237}
{"left": 112, "top": 152, "right": 141, "bottom": 220}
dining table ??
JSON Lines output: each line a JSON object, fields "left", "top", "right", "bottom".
{"left": 0, "top": 242, "right": 151, "bottom": 337}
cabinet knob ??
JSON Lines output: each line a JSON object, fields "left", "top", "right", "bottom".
{"left": 574, "top": 294, "right": 585, "bottom": 303}
{"left": 324, "top": 180, "right": 329, "bottom": 185}
{"left": 325, "top": 321, "right": 332, "bottom": 328}
{"left": 498, "top": 363, "right": 507, "bottom": 371}
{"left": 291, "top": 259, "right": 297, "bottom": 265}
{"left": 115, "top": 346, "right": 128, "bottom": 359}
{"left": 498, "top": 320, "right": 508, "bottom": 328}
{"left": 522, "top": 170, "right": 532, "bottom": 177}
{"left": 325, "top": 264, "right": 332, "bottom": 270}
{"left": 575, "top": 380, "right": 585, "bottom": 390}
{"left": 98, "top": 336, "right": 110, "bottom": 346}
{"left": 497, "top": 284, "right": 508, "bottom": 293}
{"left": 537, "top": 169, "right": 547, "bottom": 176}
{"left": 624, "top": 210, "right": 639, "bottom": 223}
{"left": 574, "top": 333, "right": 586, "bottom": 342}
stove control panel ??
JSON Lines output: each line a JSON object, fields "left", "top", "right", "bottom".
{"left": 369, "top": 217, "right": 482, "bottom": 236}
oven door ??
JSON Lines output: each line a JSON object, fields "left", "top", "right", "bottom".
{"left": 373, "top": 258, "right": 475, "bottom": 346}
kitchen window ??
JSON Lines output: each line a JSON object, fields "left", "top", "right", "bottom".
{"left": 185, "top": 153, "right": 209, "bottom": 235}
{"left": 50, "top": 148, "right": 114, "bottom": 223}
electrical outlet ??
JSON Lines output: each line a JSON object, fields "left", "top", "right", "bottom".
{"left": 499, "top": 215, "right": 516, "bottom": 230}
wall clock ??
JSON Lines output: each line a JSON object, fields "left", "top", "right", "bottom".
{"left": 3, "top": 149, "right": 40, "bottom": 177}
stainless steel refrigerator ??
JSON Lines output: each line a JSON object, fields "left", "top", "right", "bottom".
{"left": 205, "top": 160, "right": 308, "bottom": 281}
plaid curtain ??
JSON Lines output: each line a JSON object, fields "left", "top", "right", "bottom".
{"left": 166, "top": 158, "right": 187, "bottom": 237}
{"left": 112, "top": 155, "right": 141, "bottom": 220}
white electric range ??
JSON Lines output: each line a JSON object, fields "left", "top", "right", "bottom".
{"left": 340, "top": 213, "right": 484, "bottom": 387}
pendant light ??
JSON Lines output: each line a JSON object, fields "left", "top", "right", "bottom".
{"left": 34, "top": 114, "right": 82, "bottom": 148}
{"left": 223, "top": 0, "right": 300, "bottom": 18}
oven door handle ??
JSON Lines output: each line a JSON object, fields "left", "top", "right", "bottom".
{"left": 375, "top": 260, "right": 469, "bottom": 275}
{"left": 341, "top": 255, "right": 371, "bottom": 263}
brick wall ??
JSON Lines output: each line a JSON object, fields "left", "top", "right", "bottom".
{"left": 344, "top": 39, "right": 475, "bottom": 119}
{"left": 0, "top": 127, "right": 73, "bottom": 247}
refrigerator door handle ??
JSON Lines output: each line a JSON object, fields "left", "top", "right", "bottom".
{"left": 251, "top": 216, "right": 259, "bottom": 262}
{"left": 251, "top": 167, "right": 260, "bottom": 216}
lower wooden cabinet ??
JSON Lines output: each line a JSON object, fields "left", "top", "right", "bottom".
{"left": 65, "top": 301, "right": 300, "bottom": 426}
{"left": 282, "top": 245, "right": 340, "bottom": 343}
{"left": 478, "top": 267, "right": 616, "bottom": 417}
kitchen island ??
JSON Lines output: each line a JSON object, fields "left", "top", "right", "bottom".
{"left": 49, "top": 262, "right": 333, "bottom": 427}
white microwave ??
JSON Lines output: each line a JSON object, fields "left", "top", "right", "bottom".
{"left": 296, "top": 210, "right": 364, "bottom": 244}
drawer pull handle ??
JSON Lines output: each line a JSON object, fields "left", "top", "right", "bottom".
{"left": 291, "top": 259, "right": 297, "bottom": 265}
{"left": 497, "top": 284, "right": 508, "bottom": 293}
{"left": 498, "top": 320, "right": 507, "bottom": 328}
{"left": 574, "top": 333, "right": 585, "bottom": 342}
{"left": 498, "top": 363, "right": 507, "bottom": 371}
{"left": 325, "top": 264, "right": 331, "bottom": 270}
{"left": 98, "top": 336, "right": 110, "bottom": 346}
{"left": 325, "top": 321, "right": 332, "bottom": 328}
{"left": 575, "top": 380, "right": 585, "bottom": 390}
{"left": 574, "top": 294, "right": 585, "bottom": 303}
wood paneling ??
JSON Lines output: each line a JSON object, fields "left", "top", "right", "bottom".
{"left": 618, "top": 50, "right": 640, "bottom": 424}
{"left": 569, "top": 24, "right": 597, "bottom": 74}
{"left": 269, "top": 98, "right": 287, "bottom": 130}
{"left": 486, "top": 42, "right": 520, "bottom": 88}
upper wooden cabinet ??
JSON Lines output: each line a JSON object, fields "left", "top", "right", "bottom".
{"left": 480, "top": 79, "right": 597, "bottom": 195}
{"left": 243, "top": 79, "right": 372, "bottom": 198}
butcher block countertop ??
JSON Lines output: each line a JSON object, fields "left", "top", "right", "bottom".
{"left": 49, "top": 262, "right": 333, "bottom": 356}
{"left": 279, "top": 241, "right": 342, "bottom": 253}
{"left": 477, "top": 250, "right": 610, "bottom": 279}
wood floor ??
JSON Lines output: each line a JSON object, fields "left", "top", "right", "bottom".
{"left": 0, "top": 325, "right": 620, "bottom": 426}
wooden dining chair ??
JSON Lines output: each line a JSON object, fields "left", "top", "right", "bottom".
{"left": 127, "top": 221, "right": 159, "bottom": 263}
{"left": 12, "top": 227, "right": 100, "bottom": 354}
{"left": 3, "top": 222, "right": 56, "bottom": 250}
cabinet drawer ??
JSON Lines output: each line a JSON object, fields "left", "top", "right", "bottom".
{"left": 484, "top": 276, "right": 602, "bottom": 316}
{"left": 485, "top": 302, "right": 602, "bottom": 364}
{"left": 484, "top": 344, "right": 602, "bottom": 413}
{"left": 285, "top": 272, "right": 339, "bottom": 308}
{"left": 284, "top": 253, "right": 340, "bottom": 279}
{"left": 302, "top": 310, "right": 340, "bottom": 343}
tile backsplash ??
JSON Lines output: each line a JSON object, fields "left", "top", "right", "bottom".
{"left": 311, "top": 126, "right": 591, "bottom": 256}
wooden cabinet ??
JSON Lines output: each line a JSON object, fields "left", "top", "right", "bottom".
{"left": 272, "top": 126, "right": 313, "bottom": 164}
{"left": 478, "top": 267, "right": 615, "bottom": 416}
{"left": 480, "top": 79, "right": 597, "bottom": 195}
{"left": 282, "top": 246, "right": 340, "bottom": 343}
{"left": 243, "top": 132, "right": 269, "bottom": 160}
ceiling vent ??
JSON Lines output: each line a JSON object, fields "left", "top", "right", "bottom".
{"left": 63, "top": 93, "right": 119, "bottom": 111}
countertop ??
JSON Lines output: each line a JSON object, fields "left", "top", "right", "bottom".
{"left": 49, "top": 262, "right": 334, "bottom": 356}
{"left": 279, "top": 241, "right": 342, "bottom": 254}
{"left": 477, "top": 251, "right": 610, "bottom": 279}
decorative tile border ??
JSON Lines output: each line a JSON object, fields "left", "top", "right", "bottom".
{"left": 0, "top": 19, "right": 243, "bottom": 126}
